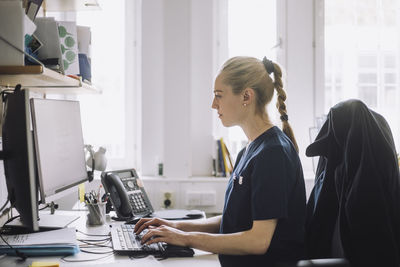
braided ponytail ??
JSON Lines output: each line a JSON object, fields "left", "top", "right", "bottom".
{"left": 271, "top": 62, "right": 299, "bottom": 152}
{"left": 262, "top": 57, "right": 298, "bottom": 152}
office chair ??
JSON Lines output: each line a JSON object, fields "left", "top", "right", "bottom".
{"left": 304, "top": 99, "right": 400, "bottom": 267}
{"left": 277, "top": 259, "right": 350, "bottom": 267}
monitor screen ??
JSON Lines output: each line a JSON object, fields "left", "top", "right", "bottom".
{"left": 1, "top": 89, "right": 39, "bottom": 232}
{"left": 30, "top": 98, "right": 88, "bottom": 203}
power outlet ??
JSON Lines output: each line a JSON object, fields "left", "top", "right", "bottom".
{"left": 185, "top": 191, "right": 216, "bottom": 207}
{"left": 161, "top": 191, "right": 175, "bottom": 209}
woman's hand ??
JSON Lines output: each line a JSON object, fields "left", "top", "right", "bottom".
{"left": 140, "top": 225, "right": 190, "bottom": 247}
{"left": 134, "top": 217, "right": 177, "bottom": 234}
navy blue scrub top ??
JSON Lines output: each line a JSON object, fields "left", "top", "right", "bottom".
{"left": 219, "top": 126, "right": 306, "bottom": 267}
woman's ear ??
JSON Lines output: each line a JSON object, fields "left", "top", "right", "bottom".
{"left": 244, "top": 91, "right": 249, "bottom": 101}
{"left": 243, "top": 88, "right": 254, "bottom": 104}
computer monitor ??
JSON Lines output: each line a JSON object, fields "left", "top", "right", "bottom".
{"left": 1, "top": 89, "right": 89, "bottom": 231}
{"left": 30, "top": 98, "right": 88, "bottom": 204}
{"left": 1, "top": 88, "right": 39, "bottom": 232}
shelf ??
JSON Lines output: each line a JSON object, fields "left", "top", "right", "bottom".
{"left": 141, "top": 176, "right": 230, "bottom": 183}
{"left": 43, "top": 0, "right": 101, "bottom": 12}
{"left": 0, "top": 65, "right": 100, "bottom": 94}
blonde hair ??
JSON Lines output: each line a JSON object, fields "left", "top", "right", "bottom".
{"left": 219, "top": 56, "right": 299, "bottom": 152}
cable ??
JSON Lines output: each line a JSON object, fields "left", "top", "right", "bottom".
{"left": 61, "top": 251, "right": 114, "bottom": 262}
{"left": 0, "top": 199, "right": 9, "bottom": 214}
{"left": 38, "top": 204, "right": 49, "bottom": 211}
{"left": 0, "top": 88, "right": 14, "bottom": 103}
{"left": 3, "top": 213, "right": 20, "bottom": 226}
{"left": 77, "top": 237, "right": 112, "bottom": 247}
{"left": 79, "top": 248, "right": 113, "bottom": 254}
{"left": 0, "top": 208, "right": 11, "bottom": 221}
{"left": 0, "top": 232, "right": 27, "bottom": 261}
{"left": 76, "top": 229, "right": 110, "bottom": 237}
{"left": 75, "top": 236, "right": 113, "bottom": 254}
{"left": 38, "top": 204, "right": 50, "bottom": 213}
{"left": 0, "top": 199, "right": 11, "bottom": 227}
{"left": 79, "top": 240, "right": 111, "bottom": 245}
{"left": 130, "top": 254, "right": 152, "bottom": 259}
{"left": 79, "top": 244, "right": 112, "bottom": 249}
{"left": 77, "top": 238, "right": 111, "bottom": 243}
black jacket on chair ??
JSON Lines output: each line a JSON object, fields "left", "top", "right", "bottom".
{"left": 305, "top": 99, "right": 400, "bottom": 267}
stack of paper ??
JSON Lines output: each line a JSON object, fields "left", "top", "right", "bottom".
{"left": 0, "top": 228, "right": 79, "bottom": 256}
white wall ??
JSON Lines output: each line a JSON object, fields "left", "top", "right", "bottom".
{"left": 139, "top": 0, "right": 229, "bottom": 213}
{"left": 141, "top": 0, "right": 214, "bottom": 178}
{"left": 277, "top": 0, "right": 315, "bottom": 174}
{"left": 141, "top": 0, "right": 165, "bottom": 177}
{"left": 190, "top": 0, "right": 215, "bottom": 177}
{"left": 142, "top": 176, "right": 228, "bottom": 214}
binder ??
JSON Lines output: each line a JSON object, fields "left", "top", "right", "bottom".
{"left": 215, "top": 138, "right": 234, "bottom": 177}
{"left": 217, "top": 139, "right": 225, "bottom": 177}
{"left": 220, "top": 138, "right": 229, "bottom": 176}
{"left": 223, "top": 141, "right": 234, "bottom": 174}
{"left": 0, "top": 228, "right": 79, "bottom": 256}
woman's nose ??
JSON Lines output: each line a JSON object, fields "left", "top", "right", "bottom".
{"left": 211, "top": 98, "right": 217, "bottom": 109}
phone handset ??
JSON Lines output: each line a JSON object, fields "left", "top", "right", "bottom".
{"left": 101, "top": 172, "right": 133, "bottom": 220}
{"left": 101, "top": 169, "right": 154, "bottom": 221}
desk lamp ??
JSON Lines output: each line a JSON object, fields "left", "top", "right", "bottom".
{"left": 85, "top": 145, "right": 107, "bottom": 181}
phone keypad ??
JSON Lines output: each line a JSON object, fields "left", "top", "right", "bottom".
{"left": 129, "top": 192, "right": 149, "bottom": 213}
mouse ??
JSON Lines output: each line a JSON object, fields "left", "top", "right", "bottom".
{"left": 185, "top": 210, "right": 203, "bottom": 219}
{"left": 125, "top": 213, "right": 153, "bottom": 224}
{"left": 124, "top": 217, "right": 141, "bottom": 224}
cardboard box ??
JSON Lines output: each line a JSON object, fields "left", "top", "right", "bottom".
{"left": 34, "top": 17, "right": 63, "bottom": 71}
{"left": 0, "top": 1, "right": 37, "bottom": 66}
{"left": 58, "top": 21, "right": 80, "bottom": 75}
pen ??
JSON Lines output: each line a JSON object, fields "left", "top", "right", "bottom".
{"left": 90, "top": 191, "right": 96, "bottom": 202}
{"left": 84, "top": 194, "right": 91, "bottom": 204}
{"left": 91, "top": 191, "right": 97, "bottom": 203}
{"left": 101, "top": 192, "right": 110, "bottom": 203}
{"left": 97, "top": 185, "right": 102, "bottom": 202}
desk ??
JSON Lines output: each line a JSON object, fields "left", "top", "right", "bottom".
{"left": 0, "top": 210, "right": 220, "bottom": 267}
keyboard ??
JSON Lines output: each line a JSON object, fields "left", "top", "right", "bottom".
{"left": 111, "top": 224, "right": 165, "bottom": 255}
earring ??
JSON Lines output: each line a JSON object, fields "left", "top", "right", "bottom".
{"left": 243, "top": 103, "right": 247, "bottom": 107}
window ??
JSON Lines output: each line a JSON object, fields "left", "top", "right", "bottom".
{"left": 324, "top": 0, "right": 400, "bottom": 151}
{"left": 75, "top": 0, "right": 137, "bottom": 169}
{"left": 225, "top": 0, "right": 278, "bottom": 160}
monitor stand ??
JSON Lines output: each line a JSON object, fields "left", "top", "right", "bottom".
{"left": 5, "top": 212, "right": 79, "bottom": 231}
{"left": 37, "top": 212, "right": 80, "bottom": 229}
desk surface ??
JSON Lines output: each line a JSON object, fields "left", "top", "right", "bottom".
{"left": 0, "top": 210, "right": 220, "bottom": 267}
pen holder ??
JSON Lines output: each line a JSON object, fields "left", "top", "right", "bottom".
{"left": 86, "top": 202, "right": 106, "bottom": 225}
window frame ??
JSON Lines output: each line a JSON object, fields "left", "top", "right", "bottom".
{"left": 74, "top": 0, "right": 140, "bottom": 171}
{"left": 317, "top": 0, "right": 400, "bottom": 153}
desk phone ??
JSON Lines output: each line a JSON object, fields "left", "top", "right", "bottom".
{"left": 101, "top": 168, "right": 154, "bottom": 220}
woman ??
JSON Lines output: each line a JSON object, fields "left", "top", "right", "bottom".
{"left": 134, "top": 56, "right": 306, "bottom": 266}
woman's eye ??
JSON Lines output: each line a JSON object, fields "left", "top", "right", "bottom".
{"left": 215, "top": 95, "right": 221, "bottom": 98}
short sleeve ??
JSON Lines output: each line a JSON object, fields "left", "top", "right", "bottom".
{"left": 251, "top": 146, "right": 289, "bottom": 220}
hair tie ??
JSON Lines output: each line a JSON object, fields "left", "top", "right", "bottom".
{"left": 280, "top": 114, "right": 289, "bottom": 122}
{"left": 262, "top": 56, "right": 274, "bottom": 74}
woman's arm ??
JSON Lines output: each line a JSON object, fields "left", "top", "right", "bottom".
{"left": 141, "top": 219, "right": 277, "bottom": 255}
{"left": 175, "top": 215, "right": 221, "bottom": 233}
{"left": 134, "top": 215, "right": 221, "bottom": 234}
